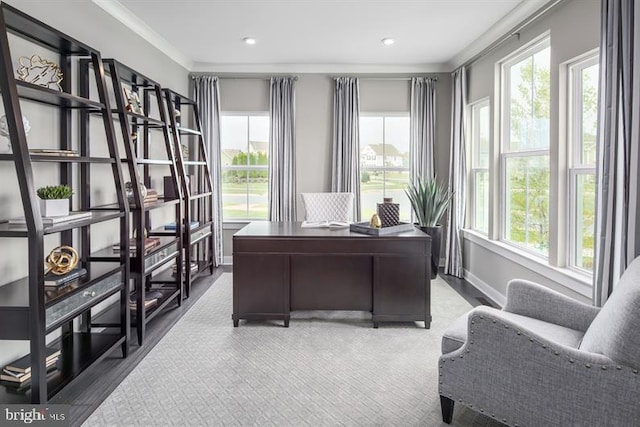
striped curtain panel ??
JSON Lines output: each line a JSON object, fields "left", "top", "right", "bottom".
{"left": 410, "top": 77, "right": 437, "bottom": 184}
{"left": 268, "top": 77, "right": 297, "bottom": 221}
{"left": 331, "top": 77, "right": 361, "bottom": 221}
{"left": 192, "top": 75, "right": 224, "bottom": 266}
{"left": 444, "top": 67, "right": 467, "bottom": 278}
{"left": 593, "top": 0, "right": 640, "bottom": 305}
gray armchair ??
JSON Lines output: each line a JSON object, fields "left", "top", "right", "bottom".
{"left": 439, "top": 257, "right": 640, "bottom": 426}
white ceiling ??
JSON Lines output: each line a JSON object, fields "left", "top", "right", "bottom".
{"left": 94, "top": 0, "right": 550, "bottom": 72}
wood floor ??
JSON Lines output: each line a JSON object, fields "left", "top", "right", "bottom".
{"left": 52, "top": 266, "right": 488, "bottom": 426}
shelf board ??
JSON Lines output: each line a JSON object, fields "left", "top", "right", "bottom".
{"left": 114, "top": 110, "right": 165, "bottom": 127}
{"left": 121, "top": 158, "right": 172, "bottom": 165}
{"left": 0, "top": 211, "right": 125, "bottom": 238}
{"left": 189, "top": 192, "right": 212, "bottom": 201}
{"left": 0, "top": 263, "right": 122, "bottom": 309}
{"left": 0, "top": 153, "right": 115, "bottom": 163}
{"left": 177, "top": 127, "right": 201, "bottom": 136}
{"left": 15, "top": 80, "right": 104, "bottom": 109}
{"left": 0, "top": 331, "right": 125, "bottom": 403}
{"left": 183, "top": 161, "right": 206, "bottom": 166}
{"left": 190, "top": 230, "right": 212, "bottom": 246}
{"left": 2, "top": 3, "right": 96, "bottom": 56}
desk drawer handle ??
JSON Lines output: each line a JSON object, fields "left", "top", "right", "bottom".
{"left": 83, "top": 291, "right": 96, "bottom": 298}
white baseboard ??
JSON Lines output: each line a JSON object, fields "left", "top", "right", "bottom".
{"left": 463, "top": 268, "right": 506, "bottom": 307}
{"left": 223, "top": 256, "right": 233, "bottom": 265}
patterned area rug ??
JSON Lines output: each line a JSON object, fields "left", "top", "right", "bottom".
{"left": 84, "top": 274, "right": 503, "bottom": 426}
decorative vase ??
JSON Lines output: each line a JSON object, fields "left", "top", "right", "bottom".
{"left": 419, "top": 225, "right": 441, "bottom": 279}
{"left": 377, "top": 197, "right": 400, "bottom": 227}
{"left": 40, "top": 199, "right": 69, "bottom": 217}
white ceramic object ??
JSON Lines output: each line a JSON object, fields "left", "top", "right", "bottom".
{"left": 40, "top": 199, "right": 69, "bottom": 217}
{"left": 0, "top": 115, "right": 30, "bottom": 153}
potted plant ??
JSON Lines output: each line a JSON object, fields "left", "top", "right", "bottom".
{"left": 405, "top": 177, "right": 453, "bottom": 279}
{"left": 37, "top": 185, "right": 73, "bottom": 217}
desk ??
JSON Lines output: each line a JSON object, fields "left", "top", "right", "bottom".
{"left": 232, "top": 222, "right": 431, "bottom": 328}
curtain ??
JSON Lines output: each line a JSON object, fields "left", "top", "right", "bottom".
{"left": 331, "top": 77, "right": 361, "bottom": 221}
{"left": 593, "top": 0, "right": 640, "bottom": 305}
{"left": 445, "top": 67, "right": 467, "bottom": 278}
{"left": 268, "top": 77, "right": 297, "bottom": 221}
{"left": 410, "top": 77, "right": 437, "bottom": 184}
{"left": 192, "top": 75, "right": 224, "bottom": 266}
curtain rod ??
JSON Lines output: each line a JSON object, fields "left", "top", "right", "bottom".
{"left": 190, "top": 74, "right": 298, "bottom": 81}
{"left": 463, "top": 0, "right": 565, "bottom": 68}
{"left": 332, "top": 76, "right": 438, "bottom": 81}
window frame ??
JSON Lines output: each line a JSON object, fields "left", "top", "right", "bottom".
{"left": 220, "top": 111, "right": 270, "bottom": 221}
{"left": 499, "top": 35, "right": 551, "bottom": 258}
{"left": 467, "top": 98, "right": 491, "bottom": 234}
{"left": 567, "top": 52, "right": 599, "bottom": 274}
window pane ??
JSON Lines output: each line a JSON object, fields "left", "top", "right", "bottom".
{"left": 360, "top": 169, "right": 383, "bottom": 221}
{"left": 574, "top": 174, "right": 596, "bottom": 270}
{"left": 383, "top": 170, "right": 411, "bottom": 221}
{"left": 384, "top": 117, "right": 410, "bottom": 167}
{"left": 222, "top": 170, "right": 248, "bottom": 219}
{"left": 247, "top": 179, "right": 268, "bottom": 219}
{"left": 221, "top": 116, "right": 248, "bottom": 163}
{"left": 476, "top": 104, "right": 490, "bottom": 168}
{"left": 248, "top": 116, "right": 269, "bottom": 166}
{"left": 508, "top": 47, "right": 550, "bottom": 151}
{"left": 581, "top": 64, "right": 599, "bottom": 166}
{"left": 473, "top": 170, "right": 489, "bottom": 233}
{"left": 505, "top": 155, "right": 550, "bottom": 254}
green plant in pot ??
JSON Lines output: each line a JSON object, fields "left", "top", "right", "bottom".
{"left": 37, "top": 185, "right": 73, "bottom": 217}
{"left": 405, "top": 177, "right": 453, "bottom": 279}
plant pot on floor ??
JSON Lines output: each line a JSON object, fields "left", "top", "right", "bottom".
{"left": 40, "top": 199, "right": 69, "bottom": 217}
{"left": 419, "top": 225, "right": 441, "bottom": 279}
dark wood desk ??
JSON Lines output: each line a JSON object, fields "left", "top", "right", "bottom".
{"left": 232, "top": 222, "right": 431, "bottom": 328}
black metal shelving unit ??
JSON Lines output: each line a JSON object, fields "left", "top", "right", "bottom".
{"left": 163, "top": 89, "right": 215, "bottom": 298}
{"left": 0, "top": 3, "right": 129, "bottom": 403}
{"left": 84, "top": 59, "right": 184, "bottom": 346}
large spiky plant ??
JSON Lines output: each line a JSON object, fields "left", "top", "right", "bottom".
{"left": 405, "top": 177, "right": 453, "bottom": 227}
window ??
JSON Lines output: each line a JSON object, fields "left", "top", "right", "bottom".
{"left": 468, "top": 99, "right": 490, "bottom": 234}
{"left": 359, "top": 115, "right": 410, "bottom": 221}
{"left": 569, "top": 55, "right": 598, "bottom": 271}
{"left": 500, "top": 38, "right": 551, "bottom": 255}
{"left": 220, "top": 114, "right": 269, "bottom": 220}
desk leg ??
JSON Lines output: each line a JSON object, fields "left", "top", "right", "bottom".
{"left": 284, "top": 319, "right": 289, "bottom": 328}
{"left": 373, "top": 322, "right": 379, "bottom": 328}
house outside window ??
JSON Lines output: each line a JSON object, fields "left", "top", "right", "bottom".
{"left": 359, "top": 114, "right": 411, "bottom": 221}
{"left": 220, "top": 113, "right": 269, "bottom": 220}
{"left": 568, "top": 53, "right": 598, "bottom": 272}
{"left": 500, "top": 37, "right": 551, "bottom": 256}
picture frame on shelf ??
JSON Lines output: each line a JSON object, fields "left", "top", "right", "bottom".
{"left": 122, "top": 87, "right": 143, "bottom": 115}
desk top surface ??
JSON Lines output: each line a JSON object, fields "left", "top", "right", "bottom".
{"left": 234, "top": 221, "right": 429, "bottom": 239}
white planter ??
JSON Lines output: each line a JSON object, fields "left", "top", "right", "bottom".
{"left": 40, "top": 199, "right": 69, "bottom": 217}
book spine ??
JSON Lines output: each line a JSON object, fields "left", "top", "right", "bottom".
{"left": 44, "top": 269, "right": 87, "bottom": 286}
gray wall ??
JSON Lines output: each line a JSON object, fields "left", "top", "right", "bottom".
{"left": 0, "top": 1, "right": 189, "bottom": 367}
{"left": 220, "top": 73, "right": 452, "bottom": 259}
{"left": 463, "top": 0, "right": 600, "bottom": 304}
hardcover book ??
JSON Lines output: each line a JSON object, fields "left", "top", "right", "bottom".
{"left": 3, "top": 348, "right": 60, "bottom": 374}
{"left": 44, "top": 267, "right": 87, "bottom": 288}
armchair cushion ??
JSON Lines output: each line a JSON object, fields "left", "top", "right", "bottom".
{"left": 442, "top": 307, "right": 585, "bottom": 355}
{"left": 301, "top": 192, "right": 354, "bottom": 222}
{"left": 580, "top": 257, "right": 640, "bottom": 370}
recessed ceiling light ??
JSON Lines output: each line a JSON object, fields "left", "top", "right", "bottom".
{"left": 381, "top": 38, "right": 395, "bottom": 46}
{"left": 243, "top": 37, "right": 256, "bottom": 45}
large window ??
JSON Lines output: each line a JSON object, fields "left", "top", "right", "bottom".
{"left": 501, "top": 38, "right": 551, "bottom": 255}
{"left": 359, "top": 115, "right": 410, "bottom": 221}
{"left": 569, "top": 55, "right": 598, "bottom": 271}
{"left": 468, "top": 99, "right": 490, "bottom": 234}
{"left": 220, "top": 114, "right": 269, "bottom": 220}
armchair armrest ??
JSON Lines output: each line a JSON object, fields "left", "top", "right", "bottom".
{"left": 503, "top": 279, "right": 599, "bottom": 332}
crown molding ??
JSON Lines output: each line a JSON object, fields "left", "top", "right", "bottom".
{"left": 189, "top": 62, "right": 451, "bottom": 74}
{"left": 447, "top": 0, "right": 553, "bottom": 70}
{"left": 91, "top": 0, "right": 193, "bottom": 70}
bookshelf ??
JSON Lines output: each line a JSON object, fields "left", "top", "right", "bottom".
{"left": 0, "top": 4, "right": 129, "bottom": 403}
{"left": 85, "top": 59, "right": 184, "bottom": 346}
{"left": 163, "top": 89, "right": 215, "bottom": 297}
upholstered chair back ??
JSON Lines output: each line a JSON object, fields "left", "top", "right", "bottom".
{"left": 301, "top": 192, "right": 354, "bottom": 222}
{"left": 580, "top": 257, "right": 640, "bottom": 369}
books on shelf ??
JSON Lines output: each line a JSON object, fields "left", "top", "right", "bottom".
{"left": 1, "top": 360, "right": 58, "bottom": 386}
{"left": 129, "top": 290, "right": 164, "bottom": 312}
{"left": 113, "top": 237, "right": 161, "bottom": 254}
{"left": 143, "top": 189, "right": 159, "bottom": 204}
{"left": 172, "top": 261, "right": 198, "bottom": 277}
{"left": 44, "top": 267, "right": 87, "bottom": 289}
{"left": 164, "top": 220, "right": 199, "bottom": 231}
{"left": 8, "top": 211, "right": 92, "bottom": 226}
{"left": 301, "top": 220, "right": 350, "bottom": 229}
{"left": 29, "top": 148, "right": 79, "bottom": 157}
{"left": 2, "top": 348, "right": 60, "bottom": 375}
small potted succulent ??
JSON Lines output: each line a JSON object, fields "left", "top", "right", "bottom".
{"left": 405, "top": 177, "right": 453, "bottom": 279}
{"left": 37, "top": 185, "right": 73, "bottom": 217}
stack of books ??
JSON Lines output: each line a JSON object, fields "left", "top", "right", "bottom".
{"left": 44, "top": 266, "right": 87, "bottom": 290}
{"left": 129, "top": 290, "right": 164, "bottom": 313}
{"left": 143, "top": 189, "right": 158, "bottom": 204}
{"left": 172, "top": 261, "right": 199, "bottom": 277}
{"left": 113, "top": 237, "right": 161, "bottom": 255}
{"left": 0, "top": 348, "right": 60, "bottom": 389}
{"left": 9, "top": 211, "right": 92, "bottom": 227}
{"left": 164, "top": 220, "right": 199, "bottom": 231}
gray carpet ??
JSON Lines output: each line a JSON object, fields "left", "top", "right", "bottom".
{"left": 84, "top": 274, "right": 503, "bottom": 427}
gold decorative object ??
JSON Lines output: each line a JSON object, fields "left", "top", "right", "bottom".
{"left": 44, "top": 245, "right": 79, "bottom": 275}
{"left": 369, "top": 213, "right": 382, "bottom": 229}
{"left": 17, "top": 55, "right": 63, "bottom": 91}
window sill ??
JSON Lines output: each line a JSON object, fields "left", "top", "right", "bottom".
{"left": 223, "top": 221, "right": 253, "bottom": 231}
{"left": 462, "top": 229, "right": 593, "bottom": 298}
